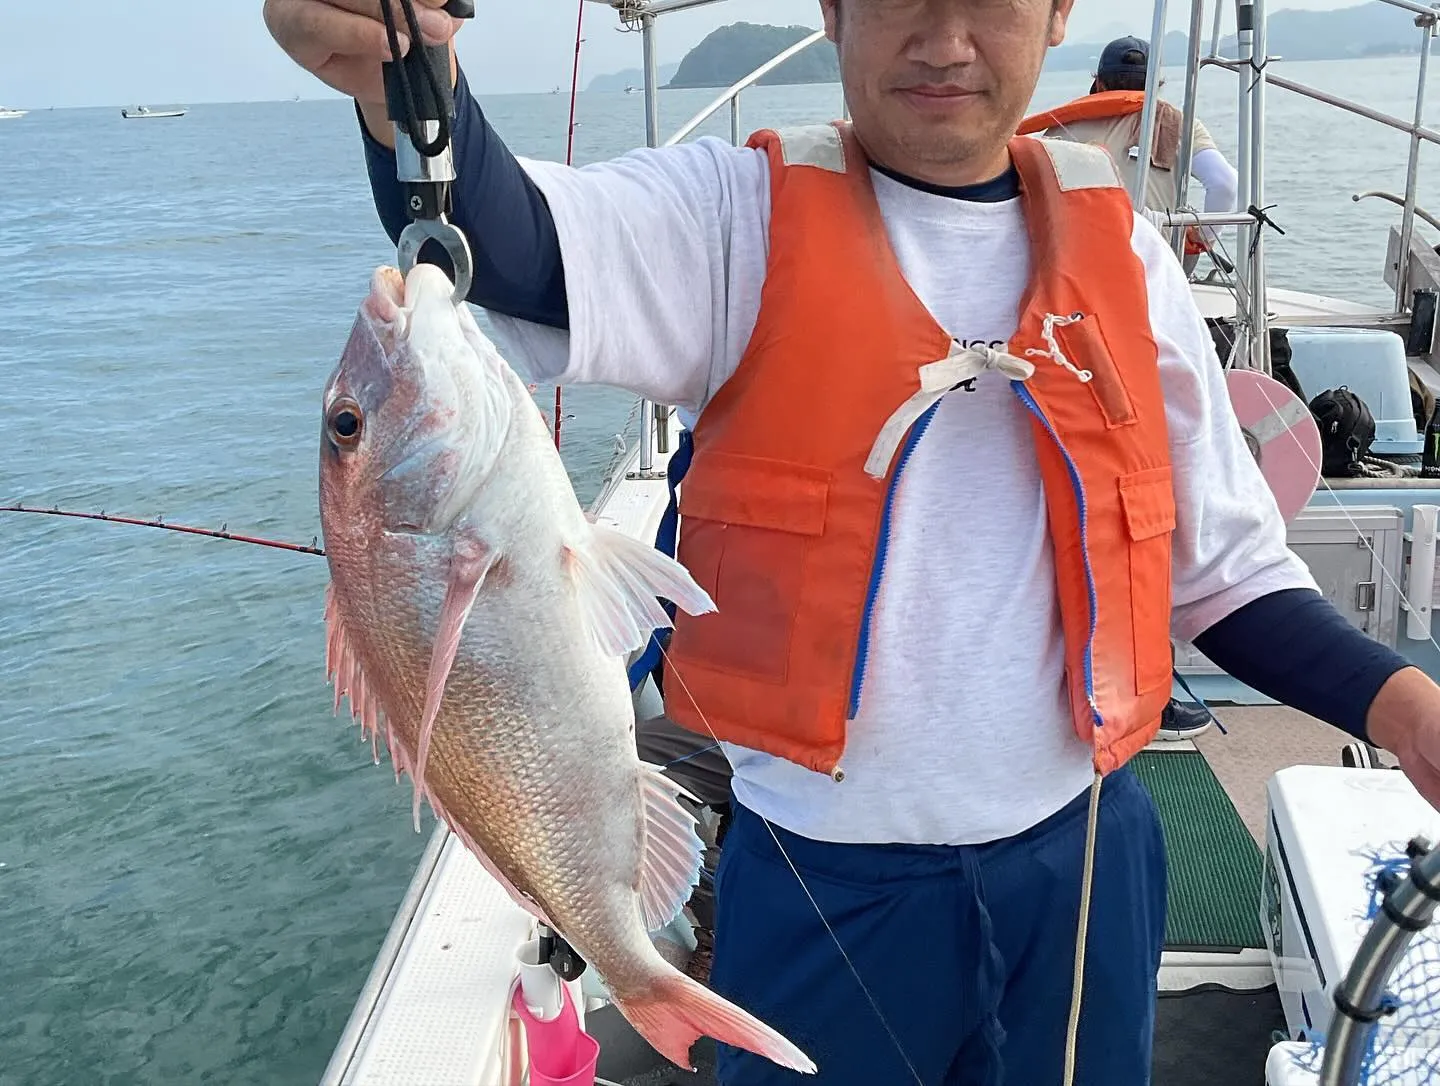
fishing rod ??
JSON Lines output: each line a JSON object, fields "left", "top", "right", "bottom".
{"left": 0, "top": 504, "right": 324, "bottom": 557}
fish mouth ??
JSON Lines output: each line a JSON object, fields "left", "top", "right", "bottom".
{"left": 345, "top": 262, "right": 507, "bottom": 535}
{"left": 369, "top": 265, "right": 407, "bottom": 315}
{"left": 360, "top": 267, "right": 408, "bottom": 354}
{"left": 360, "top": 264, "right": 462, "bottom": 356}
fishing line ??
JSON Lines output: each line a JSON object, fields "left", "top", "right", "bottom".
{"left": 654, "top": 640, "right": 929, "bottom": 1086}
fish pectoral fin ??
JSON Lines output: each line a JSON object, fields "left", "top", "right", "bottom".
{"left": 412, "top": 533, "right": 497, "bottom": 829}
{"left": 567, "top": 522, "right": 717, "bottom": 658}
{"left": 637, "top": 762, "right": 706, "bottom": 934}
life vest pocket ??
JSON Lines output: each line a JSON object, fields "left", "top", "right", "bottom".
{"left": 674, "top": 452, "right": 831, "bottom": 686}
{"left": 1117, "top": 466, "right": 1176, "bottom": 695}
{"left": 1055, "top": 314, "right": 1138, "bottom": 429}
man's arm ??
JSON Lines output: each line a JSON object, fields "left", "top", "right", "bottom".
{"left": 1193, "top": 149, "right": 1238, "bottom": 215}
{"left": 1136, "top": 212, "right": 1440, "bottom": 808}
{"left": 1190, "top": 588, "right": 1409, "bottom": 743}
{"left": 358, "top": 64, "right": 770, "bottom": 409}
{"left": 1194, "top": 588, "right": 1440, "bottom": 802}
{"left": 1188, "top": 121, "right": 1238, "bottom": 247}
{"left": 360, "top": 64, "right": 569, "bottom": 330}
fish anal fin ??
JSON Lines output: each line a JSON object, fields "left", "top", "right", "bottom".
{"left": 413, "top": 533, "right": 497, "bottom": 830}
{"left": 637, "top": 763, "right": 706, "bottom": 934}
{"left": 567, "top": 522, "right": 717, "bottom": 659}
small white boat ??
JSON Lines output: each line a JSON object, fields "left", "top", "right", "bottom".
{"left": 0, "top": 107, "right": 28, "bottom": 120}
{"left": 120, "top": 106, "right": 187, "bottom": 119}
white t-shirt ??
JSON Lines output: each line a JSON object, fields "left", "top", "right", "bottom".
{"left": 488, "top": 134, "right": 1317, "bottom": 847}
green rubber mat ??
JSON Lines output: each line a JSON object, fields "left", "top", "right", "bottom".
{"left": 1131, "top": 750, "right": 1267, "bottom": 951}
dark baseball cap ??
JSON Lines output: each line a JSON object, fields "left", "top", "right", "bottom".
{"left": 1098, "top": 36, "right": 1151, "bottom": 79}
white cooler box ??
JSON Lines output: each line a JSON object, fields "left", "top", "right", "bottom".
{"left": 1261, "top": 765, "right": 1440, "bottom": 1083}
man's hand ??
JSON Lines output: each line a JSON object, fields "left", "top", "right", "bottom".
{"left": 262, "top": 0, "right": 461, "bottom": 146}
{"left": 1368, "top": 667, "right": 1440, "bottom": 809}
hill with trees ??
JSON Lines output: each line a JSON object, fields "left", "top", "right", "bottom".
{"left": 666, "top": 23, "right": 838, "bottom": 89}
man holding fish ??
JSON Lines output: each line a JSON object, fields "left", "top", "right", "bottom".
{"left": 265, "top": 1, "right": 1440, "bottom": 1083}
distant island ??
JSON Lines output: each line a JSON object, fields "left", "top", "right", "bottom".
{"left": 587, "top": 63, "right": 680, "bottom": 94}
{"left": 1045, "top": 0, "right": 1437, "bottom": 71}
{"left": 667, "top": 23, "right": 838, "bottom": 89}
{"left": 585, "top": 2, "right": 1434, "bottom": 96}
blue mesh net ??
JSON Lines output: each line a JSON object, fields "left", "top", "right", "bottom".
{"left": 1282, "top": 843, "right": 1440, "bottom": 1084}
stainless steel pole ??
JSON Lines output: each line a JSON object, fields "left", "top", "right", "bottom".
{"left": 1233, "top": 0, "right": 1255, "bottom": 337}
{"left": 1247, "top": 0, "right": 1271, "bottom": 374}
{"left": 638, "top": 13, "right": 660, "bottom": 474}
{"left": 1395, "top": 13, "right": 1435, "bottom": 311}
{"left": 1172, "top": 0, "right": 1208, "bottom": 257}
{"left": 1132, "top": 0, "right": 1171, "bottom": 211}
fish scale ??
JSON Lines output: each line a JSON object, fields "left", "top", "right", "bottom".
{"left": 316, "top": 262, "right": 817, "bottom": 1076}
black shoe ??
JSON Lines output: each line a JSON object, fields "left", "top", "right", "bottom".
{"left": 1157, "top": 698, "right": 1213, "bottom": 740}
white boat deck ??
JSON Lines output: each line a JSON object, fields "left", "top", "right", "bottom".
{"left": 1190, "top": 281, "right": 1392, "bottom": 324}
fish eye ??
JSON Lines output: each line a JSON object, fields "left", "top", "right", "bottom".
{"left": 327, "top": 398, "right": 363, "bottom": 447}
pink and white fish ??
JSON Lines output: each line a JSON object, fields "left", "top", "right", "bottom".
{"left": 316, "top": 262, "right": 815, "bottom": 1076}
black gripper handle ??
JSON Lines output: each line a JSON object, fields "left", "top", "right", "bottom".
{"left": 381, "top": 2, "right": 473, "bottom": 134}
{"left": 383, "top": 43, "right": 455, "bottom": 128}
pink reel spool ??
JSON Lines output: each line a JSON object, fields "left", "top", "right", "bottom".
{"left": 1225, "top": 367, "right": 1322, "bottom": 524}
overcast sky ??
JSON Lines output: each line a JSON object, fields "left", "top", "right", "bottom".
{"left": 0, "top": 0, "right": 1373, "bottom": 108}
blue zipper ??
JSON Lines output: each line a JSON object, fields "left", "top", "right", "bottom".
{"left": 1012, "top": 382, "right": 1102, "bottom": 728}
{"left": 847, "top": 401, "right": 941, "bottom": 718}
{"left": 845, "top": 384, "right": 1103, "bottom": 731}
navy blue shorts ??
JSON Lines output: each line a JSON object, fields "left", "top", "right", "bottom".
{"left": 708, "top": 766, "right": 1168, "bottom": 1086}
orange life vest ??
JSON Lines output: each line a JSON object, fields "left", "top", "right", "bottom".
{"left": 1016, "top": 89, "right": 1149, "bottom": 136}
{"left": 1023, "top": 93, "right": 1210, "bottom": 254}
{"left": 661, "top": 122, "right": 1176, "bottom": 779}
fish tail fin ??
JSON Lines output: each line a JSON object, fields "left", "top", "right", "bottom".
{"left": 612, "top": 971, "right": 816, "bottom": 1075}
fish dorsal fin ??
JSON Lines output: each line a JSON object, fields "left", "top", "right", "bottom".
{"left": 637, "top": 762, "right": 706, "bottom": 933}
{"left": 325, "top": 582, "right": 388, "bottom": 763}
{"left": 567, "top": 522, "right": 717, "bottom": 658}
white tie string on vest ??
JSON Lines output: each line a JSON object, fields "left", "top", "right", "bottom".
{"left": 864, "top": 340, "right": 1037, "bottom": 480}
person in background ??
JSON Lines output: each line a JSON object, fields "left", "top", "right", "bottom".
{"left": 1024, "top": 35, "right": 1240, "bottom": 280}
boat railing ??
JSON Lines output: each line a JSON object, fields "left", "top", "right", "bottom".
{"left": 662, "top": 29, "right": 831, "bottom": 149}
{"left": 1355, "top": 190, "right": 1440, "bottom": 235}
{"left": 1206, "top": 1, "right": 1435, "bottom": 319}
{"left": 316, "top": 823, "right": 450, "bottom": 1085}
{"left": 1156, "top": 0, "right": 1438, "bottom": 369}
